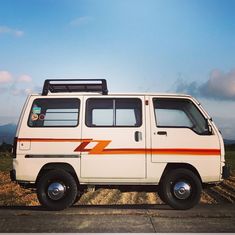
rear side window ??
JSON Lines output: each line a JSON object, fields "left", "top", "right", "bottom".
{"left": 153, "top": 98, "right": 211, "bottom": 135}
{"left": 86, "top": 98, "right": 142, "bottom": 127}
{"left": 28, "top": 98, "right": 80, "bottom": 127}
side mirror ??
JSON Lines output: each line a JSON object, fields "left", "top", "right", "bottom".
{"left": 207, "top": 119, "right": 213, "bottom": 135}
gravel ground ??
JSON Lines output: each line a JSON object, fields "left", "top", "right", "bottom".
{"left": 0, "top": 171, "right": 234, "bottom": 207}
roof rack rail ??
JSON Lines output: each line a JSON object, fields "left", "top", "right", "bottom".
{"left": 42, "top": 79, "right": 108, "bottom": 96}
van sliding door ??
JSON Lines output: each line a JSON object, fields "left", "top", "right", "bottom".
{"left": 80, "top": 96, "right": 146, "bottom": 180}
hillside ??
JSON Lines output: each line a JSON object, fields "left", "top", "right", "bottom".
{"left": 0, "top": 124, "right": 16, "bottom": 144}
{"left": 0, "top": 122, "right": 235, "bottom": 146}
{"left": 224, "top": 139, "right": 235, "bottom": 145}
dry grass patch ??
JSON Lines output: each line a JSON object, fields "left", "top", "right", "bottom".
{"left": 1, "top": 170, "right": 235, "bottom": 207}
{"left": 0, "top": 172, "right": 39, "bottom": 206}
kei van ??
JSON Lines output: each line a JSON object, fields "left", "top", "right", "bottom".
{"left": 10, "top": 79, "right": 230, "bottom": 210}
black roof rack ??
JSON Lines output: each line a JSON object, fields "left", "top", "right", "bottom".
{"left": 42, "top": 79, "right": 108, "bottom": 95}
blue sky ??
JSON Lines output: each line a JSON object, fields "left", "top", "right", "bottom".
{"left": 0, "top": 0, "right": 235, "bottom": 139}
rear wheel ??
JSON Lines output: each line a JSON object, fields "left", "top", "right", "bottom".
{"left": 37, "top": 169, "right": 78, "bottom": 211}
{"left": 161, "top": 168, "right": 202, "bottom": 210}
{"left": 157, "top": 183, "right": 166, "bottom": 203}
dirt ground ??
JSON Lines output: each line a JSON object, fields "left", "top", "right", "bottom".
{"left": 0, "top": 171, "right": 234, "bottom": 207}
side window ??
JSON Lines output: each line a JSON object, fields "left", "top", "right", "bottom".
{"left": 28, "top": 98, "right": 80, "bottom": 127}
{"left": 88, "top": 99, "right": 113, "bottom": 126}
{"left": 153, "top": 98, "right": 211, "bottom": 135}
{"left": 156, "top": 109, "right": 193, "bottom": 127}
{"left": 86, "top": 98, "right": 142, "bottom": 127}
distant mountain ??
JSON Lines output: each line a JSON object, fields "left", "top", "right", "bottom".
{"left": 0, "top": 124, "right": 17, "bottom": 144}
{"left": 0, "top": 122, "right": 234, "bottom": 146}
{"left": 224, "top": 139, "right": 235, "bottom": 145}
{"left": 0, "top": 116, "right": 18, "bottom": 125}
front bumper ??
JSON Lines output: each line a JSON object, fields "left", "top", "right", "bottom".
{"left": 222, "top": 165, "right": 230, "bottom": 179}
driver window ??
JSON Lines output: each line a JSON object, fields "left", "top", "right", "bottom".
{"left": 153, "top": 98, "right": 211, "bottom": 135}
{"left": 156, "top": 109, "right": 193, "bottom": 127}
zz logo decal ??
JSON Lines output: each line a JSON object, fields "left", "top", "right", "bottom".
{"left": 74, "top": 139, "right": 111, "bottom": 154}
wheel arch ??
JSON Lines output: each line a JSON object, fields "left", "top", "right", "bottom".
{"left": 159, "top": 163, "right": 202, "bottom": 184}
{"left": 36, "top": 162, "right": 80, "bottom": 186}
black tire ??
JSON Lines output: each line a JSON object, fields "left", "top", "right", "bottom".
{"left": 37, "top": 169, "right": 78, "bottom": 211}
{"left": 157, "top": 183, "right": 166, "bottom": 204}
{"left": 73, "top": 191, "right": 83, "bottom": 205}
{"left": 161, "top": 168, "right": 202, "bottom": 210}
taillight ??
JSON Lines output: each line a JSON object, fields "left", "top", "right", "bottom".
{"left": 12, "top": 137, "right": 18, "bottom": 158}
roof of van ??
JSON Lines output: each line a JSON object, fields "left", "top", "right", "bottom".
{"left": 39, "top": 79, "right": 193, "bottom": 98}
{"left": 30, "top": 92, "right": 193, "bottom": 98}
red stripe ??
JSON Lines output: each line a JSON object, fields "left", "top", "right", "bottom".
{"left": 74, "top": 142, "right": 91, "bottom": 152}
{"left": 98, "top": 148, "right": 220, "bottom": 155}
{"left": 17, "top": 138, "right": 221, "bottom": 156}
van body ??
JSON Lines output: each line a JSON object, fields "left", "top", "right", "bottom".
{"left": 11, "top": 79, "right": 229, "bottom": 210}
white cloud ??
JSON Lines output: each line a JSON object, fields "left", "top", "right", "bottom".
{"left": 11, "top": 88, "right": 32, "bottom": 96}
{"left": 18, "top": 74, "right": 32, "bottom": 83}
{"left": 24, "top": 88, "right": 32, "bottom": 95}
{"left": 0, "top": 71, "right": 12, "bottom": 84}
{"left": 0, "top": 71, "right": 35, "bottom": 97}
{"left": 0, "top": 25, "right": 24, "bottom": 37}
{"left": 11, "top": 88, "right": 21, "bottom": 96}
{"left": 174, "top": 68, "right": 235, "bottom": 100}
{"left": 70, "top": 16, "right": 92, "bottom": 27}
{"left": 200, "top": 69, "right": 235, "bottom": 100}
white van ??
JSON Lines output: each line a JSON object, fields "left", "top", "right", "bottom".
{"left": 10, "top": 79, "right": 230, "bottom": 210}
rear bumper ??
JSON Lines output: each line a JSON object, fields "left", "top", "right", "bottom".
{"left": 10, "top": 169, "right": 35, "bottom": 188}
{"left": 222, "top": 165, "right": 230, "bottom": 179}
{"left": 10, "top": 169, "right": 16, "bottom": 182}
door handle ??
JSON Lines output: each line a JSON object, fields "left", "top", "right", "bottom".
{"left": 157, "top": 131, "right": 167, "bottom": 136}
{"left": 134, "top": 131, "right": 142, "bottom": 142}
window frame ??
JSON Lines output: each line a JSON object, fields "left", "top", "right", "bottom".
{"left": 27, "top": 98, "right": 81, "bottom": 128}
{"left": 153, "top": 97, "right": 211, "bottom": 135}
{"left": 85, "top": 97, "right": 143, "bottom": 128}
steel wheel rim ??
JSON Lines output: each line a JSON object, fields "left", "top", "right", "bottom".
{"left": 47, "top": 182, "right": 66, "bottom": 200}
{"left": 173, "top": 181, "right": 191, "bottom": 200}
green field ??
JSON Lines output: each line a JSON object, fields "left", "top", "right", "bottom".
{"left": 0, "top": 152, "right": 12, "bottom": 172}
{"left": 225, "top": 150, "right": 235, "bottom": 170}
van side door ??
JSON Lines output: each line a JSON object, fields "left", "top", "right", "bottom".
{"left": 80, "top": 96, "right": 146, "bottom": 180}
{"left": 150, "top": 97, "right": 221, "bottom": 182}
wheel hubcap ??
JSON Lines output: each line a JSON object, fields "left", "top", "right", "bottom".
{"left": 173, "top": 181, "right": 191, "bottom": 200}
{"left": 47, "top": 182, "right": 66, "bottom": 200}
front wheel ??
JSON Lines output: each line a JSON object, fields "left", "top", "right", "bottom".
{"left": 161, "top": 168, "right": 202, "bottom": 210}
{"left": 37, "top": 169, "right": 78, "bottom": 211}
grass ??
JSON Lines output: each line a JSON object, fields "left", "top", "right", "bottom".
{"left": 0, "top": 152, "right": 12, "bottom": 172}
{"left": 225, "top": 150, "right": 235, "bottom": 170}
{"left": 0, "top": 152, "right": 38, "bottom": 206}
{"left": 0, "top": 171, "right": 38, "bottom": 206}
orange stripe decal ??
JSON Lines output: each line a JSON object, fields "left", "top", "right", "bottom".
{"left": 89, "top": 140, "right": 111, "bottom": 154}
{"left": 74, "top": 142, "right": 91, "bottom": 152}
{"left": 89, "top": 148, "right": 220, "bottom": 155}
{"left": 18, "top": 138, "right": 92, "bottom": 143}
{"left": 151, "top": 148, "right": 220, "bottom": 155}
{"left": 17, "top": 138, "right": 220, "bottom": 156}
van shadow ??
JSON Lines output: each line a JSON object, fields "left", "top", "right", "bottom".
{"left": 74, "top": 203, "right": 171, "bottom": 210}
{"left": 0, "top": 203, "right": 171, "bottom": 211}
